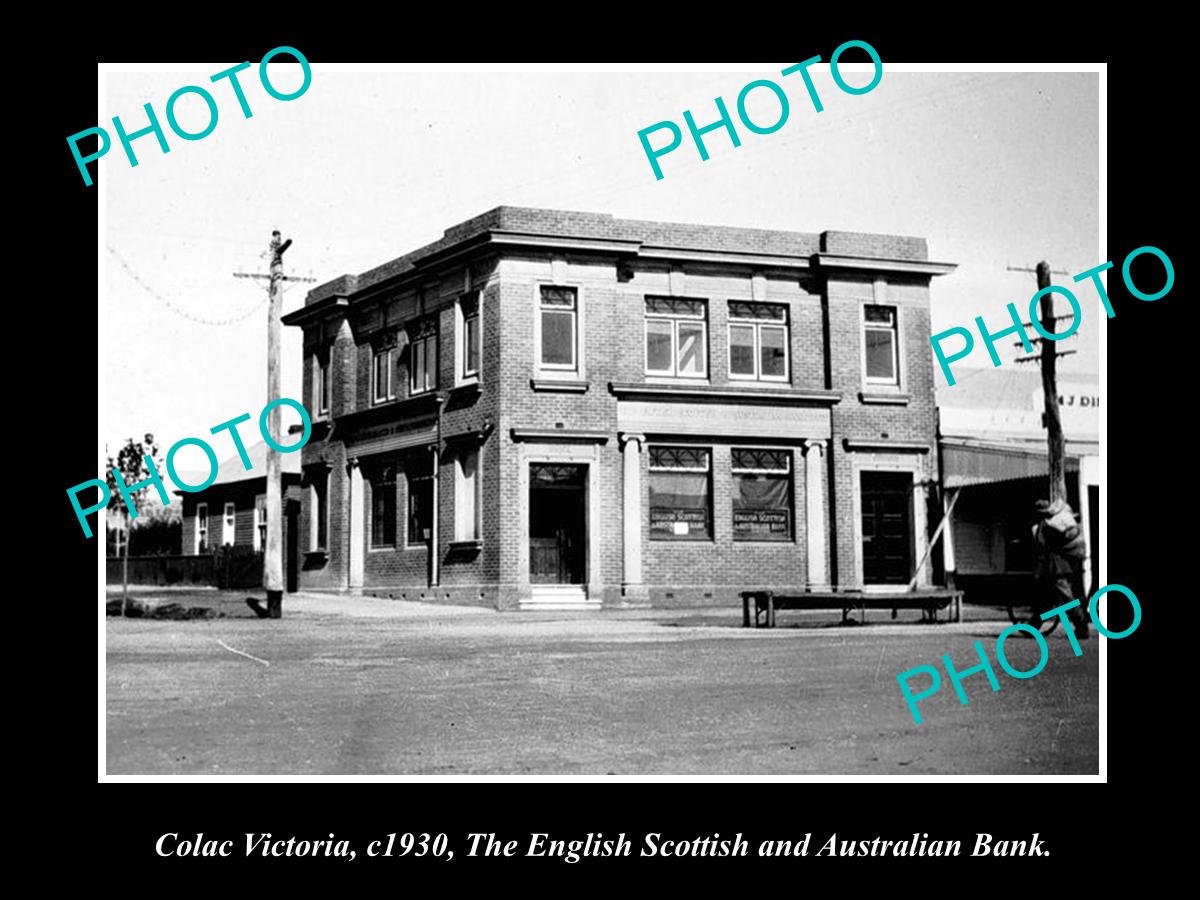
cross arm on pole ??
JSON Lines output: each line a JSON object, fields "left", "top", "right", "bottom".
{"left": 1007, "top": 265, "right": 1071, "bottom": 275}
{"left": 233, "top": 272, "right": 319, "bottom": 282}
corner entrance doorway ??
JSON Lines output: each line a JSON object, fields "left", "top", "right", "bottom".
{"left": 529, "top": 463, "right": 587, "bottom": 585}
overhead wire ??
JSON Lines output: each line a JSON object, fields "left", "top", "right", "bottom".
{"left": 107, "top": 244, "right": 269, "bottom": 326}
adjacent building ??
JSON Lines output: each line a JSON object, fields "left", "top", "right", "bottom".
{"left": 937, "top": 370, "right": 1100, "bottom": 604}
{"left": 282, "top": 207, "right": 955, "bottom": 609}
{"left": 178, "top": 441, "right": 304, "bottom": 591}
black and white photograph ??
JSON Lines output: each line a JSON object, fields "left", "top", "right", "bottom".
{"left": 91, "top": 59, "right": 1107, "bottom": 778}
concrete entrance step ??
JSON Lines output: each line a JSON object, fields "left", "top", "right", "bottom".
{"left": 521, "top": 585, "right": 599, "bottom": 611}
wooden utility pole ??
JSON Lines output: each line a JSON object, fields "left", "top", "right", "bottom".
{"left": 264, "top": 231, "right": 288, "bottom": 616}
{"left": 234, "top": 232, "right": 315, "bottom": 619}
{"left": 1008, "top": 262, "right": 1074, "bottom": 503}
{"left": 1036, "top": 261, "right": 1067, "bottom": 503}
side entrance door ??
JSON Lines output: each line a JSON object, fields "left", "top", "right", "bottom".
{"left": 861, "top": 470, "right": 914, "bottom": 585}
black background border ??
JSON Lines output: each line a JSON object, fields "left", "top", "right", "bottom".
{"left": 35, "top": 12, "right": 1181, "bottom": 884}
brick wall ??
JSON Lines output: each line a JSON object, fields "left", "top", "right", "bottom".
{"left": 825, "top": 274, "right": 939, "bottom": 589}
{"left": 288, "top": 209, "right": 946, "bottom": 607}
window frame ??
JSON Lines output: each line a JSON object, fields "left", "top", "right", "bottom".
{"left": 454, "top": 446, "right": 482, "bottom": 543}
{"left": 730, "top": 447, "right": 795, "bottom": 543}
{"left": 458, "top": 291, "right": 481, "bottom": 382}
{"left": 222, "top": 501, "right": 236, "bottom": 546}
{"left": 369, "top": 464, "right": 397, "bottom": 550}
{"left": 406, "top": 454, "right": 435, "bottom": 548}
{"left": 862, "top": 303, "right": 901, "bottom": 387}
{"left": 643, "top": 296, "right": 708, "bottom": 379}
{"left": 309, "top": 471, "right": 329, "bottom": 552}
{"left": 536, "top": 284, "right": 581, "bottom": 374}
{"left": 253, "top": 495, "right": 266, "bottom": 552}
{"left": 408, "top": 317, "right": 438, "bottom": 396}
{"left": 372, "top": 345, "right": 395, "bottom": 405}
{"left": 195, "top": 502, "right": 208, "bottom": 554}
{"left": 648, "top": 445, "right": 714, "bottom": 542}
{"left": 726, "top": 302, "right": 790, "bottom": 383}
{"left": 314, "top": 352, "right": 330, "bottom": 418}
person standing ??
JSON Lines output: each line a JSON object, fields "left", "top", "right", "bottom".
{"left": 1032, "top": 498, "right": 1089, "bottom": 639}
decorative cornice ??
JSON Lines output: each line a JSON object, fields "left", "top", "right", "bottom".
{"left": 815, "top": 254, "right": 957, "bottom": 277}
{"left": 281, "top": 296, "right": 349, "bottom": 327}
{"left": 444, "top": 428, "right": 489, "bottom": 445}
{"left": 511, "top": 428, "right": 609, "bottom": 444}
{"left": 487, "top": 231, "right": 643, "bottom": 255}
{"left": 843, "top": 438, "right": 931, "bottom": 453}
{"left": 531, "top": 379, "right": 590, "bottom": 393}
{"left": 609, "top": 382, "right": 841, "bottom": 406}
{"left": 859, "top": 392, "right": 912, "bottom": 406}
{"left": 637, "top": 246, "right": 812, "bottom": 269}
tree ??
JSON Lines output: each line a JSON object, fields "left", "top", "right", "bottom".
{"left": 106, "top": 434, "right": 162, "bottom": 617}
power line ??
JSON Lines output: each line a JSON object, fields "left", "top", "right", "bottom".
{"left": 107, "top": 245, "right": 269, "bottom": 326}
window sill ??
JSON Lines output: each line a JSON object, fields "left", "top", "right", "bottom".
{"left": 644, "top": 375, "right": 709, "bottom": 385}
{"left": 450, "top": 381, "right": 482, "bottom": 399}
{"left": 448, "top": 539, "right": 483, "bottom": 552}
{"left": 728, "top": 376, "right": 791, "bottom": 386}
{"left": 304, "top": 549, "right": 329, "bottom": 560}
{"left": 860, "top": 391, "right": 910, "bottom": 405}
{"left": 530, "top": 379, "right": 589, "bottom": 393}
{"left": 368, "top": 545, "right": 397, "bottom": 553}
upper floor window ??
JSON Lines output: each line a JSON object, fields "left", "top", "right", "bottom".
{"left": 864, "top": 305, "right": 899, "bottom": 385}
{"left": 539, "top": 285, "right": 578, "bottom": 372}
{"left": 728, "top": 302, "right": 789, "bottom": 382}
{"left": 315, "top": 354, "right": 330, "bottom": 417}
{"left": 645, "top": 297, "right": 707, "bottom": 378}
{"left": 372, "top": 345, "right": 395, "bottom": 404}
{"left": 409, "top": 318, "right": 438, "bottom": 395}
{"left": 460, "top": 292, "right": 481, "bottom": 380}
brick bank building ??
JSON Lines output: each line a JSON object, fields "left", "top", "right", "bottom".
{"left": 283, "top": 207, "right": 955, "bottom": 610}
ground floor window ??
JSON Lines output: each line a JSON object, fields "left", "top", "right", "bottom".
{"left": 407, "top": 452, "right": 434, "bottom": 546}
{"left": 254, "top": 496, "right": 266, "bottom": 551}
{"left": 223, "top": 502, "right": 236, "bottom": 546}
{"left": 370, "top": 464, "right": 396, "bottom": 548}
{"left": 732, "top": 448, "right": 794, "bottom": 541}
{"left": 649, "top": 446, "right": 711, "bottom": 540}
{"left": 455, "top": 447, "right": 480, "bottom": 542}
{"left": 196, "top": 503, "right": 208, "bottom": 553}
{"left": 310, "top": 470, "right": 329, "bottom": 551}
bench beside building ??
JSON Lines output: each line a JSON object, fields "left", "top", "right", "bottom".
{"left": 282, "top": 206, "right": 955, "bottom": 610}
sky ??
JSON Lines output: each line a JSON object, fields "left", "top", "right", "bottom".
{"left": 102, "top": 64, "right": 1100, "bottom": 465}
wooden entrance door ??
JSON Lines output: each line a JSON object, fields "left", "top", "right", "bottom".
{"left": 529, "top": 464, "right": 587, "bottom": 584}
{"left": 861, "top": 471, "right": 913, "bottom": 584}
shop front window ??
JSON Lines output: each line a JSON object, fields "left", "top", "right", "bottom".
{"left": 648, "top": 446, "right": 711, "bottom": 540}
{"left": 731, "top": 448, "right": 793, "bottom": 541}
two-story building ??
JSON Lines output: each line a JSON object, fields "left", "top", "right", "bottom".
{"left": 282, "top": 207, "right": 955, "bottom": 610}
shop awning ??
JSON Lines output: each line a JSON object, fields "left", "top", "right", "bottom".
{"left": 941, "top": 437, "right": 1097, "bottom": 488}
